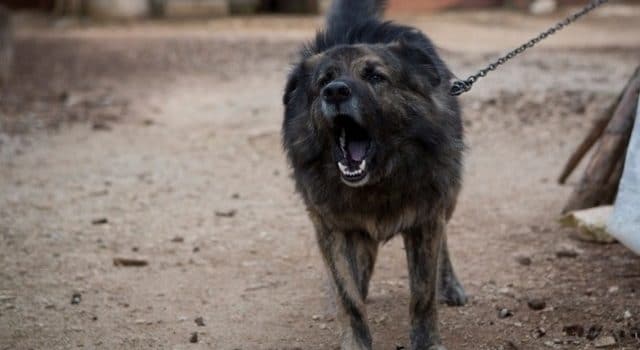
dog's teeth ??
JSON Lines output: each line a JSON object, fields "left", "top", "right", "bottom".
{"left": 359, "top": 160, "right": 366, "bottom": 171}
{"left": 338, "top": 162, "right": 348, "bottom": 174}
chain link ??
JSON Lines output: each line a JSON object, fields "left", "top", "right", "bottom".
{"left": 450, "top": 0, "right": 610, "bottom": 96}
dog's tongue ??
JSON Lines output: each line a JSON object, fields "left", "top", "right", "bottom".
{"left": 347, "top": 141, "right": 367, "bottom": 161}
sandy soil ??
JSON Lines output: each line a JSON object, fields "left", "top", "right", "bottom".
{"left": 1, "top": 7, "right": 640, "bottom": 350}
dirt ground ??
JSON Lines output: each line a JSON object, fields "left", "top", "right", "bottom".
{"left": 1, "top": 6, "right": 640, "bottom": 350}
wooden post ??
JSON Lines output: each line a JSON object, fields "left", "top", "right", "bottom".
{"left": 562, "top": 66, "right": 640, "bottom": 213}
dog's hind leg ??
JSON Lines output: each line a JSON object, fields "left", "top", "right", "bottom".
{"left": 437, "top": 234, "right": 468, "bottom": 306}
{"left": 314, "top": 220, "right": 378, "bottom": 350}
{"left": 403, "top": 219, "right": 446, "bottom": 350}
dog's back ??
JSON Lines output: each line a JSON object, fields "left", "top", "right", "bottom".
{"left": 0, "top": 4, "right": 13, "bottom": 86}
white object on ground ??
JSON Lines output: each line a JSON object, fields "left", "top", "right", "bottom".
{"left": 561, "top": 206, "right": 616, "bottom": 243}
{"left": 529, "top": 0, "right": 557, "bottom": 15}
{"left": 608, "top": 95, "right": 640, "bottom": 255}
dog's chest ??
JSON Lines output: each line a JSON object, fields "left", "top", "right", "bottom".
{"left": 356, "top": 206, "right": 419, "bottom": 241}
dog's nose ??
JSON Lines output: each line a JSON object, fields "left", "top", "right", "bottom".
{"left": 322, "top": 81, "right": 351, "bottom": 105}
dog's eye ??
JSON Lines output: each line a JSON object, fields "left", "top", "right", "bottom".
{"left": 317, "top": 72, "right": 335, "bottom": 88}
{"left": 363, "top": 70, "right": 387, "bottom": 84}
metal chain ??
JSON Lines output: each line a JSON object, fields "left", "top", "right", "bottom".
{"left": 450, "top": 0, "right": 610, "bottom": 96}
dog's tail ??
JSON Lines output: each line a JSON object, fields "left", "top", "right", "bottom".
{"left": 326, "top": 0, "right": 387, "bottom": 33}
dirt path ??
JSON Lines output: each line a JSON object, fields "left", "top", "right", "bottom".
{"left": 1, "top": 9, "right": 640, "bottom": 350}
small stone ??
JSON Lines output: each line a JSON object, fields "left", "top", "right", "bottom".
{"left": 533, "top": 327, "right": 546, "bottom": 338}
{"left": 231, "top": 193, "right": 240, "bottom": 199}
{"left": 194, "top": 316, "right": 205, "bottom": 326}
{"left": 527, "top": 298, "right": 546, "bottom": 311}
{"left": 505, "top": 340, "right": 519, "bottom": 350}
{"left": 311, "top": 314, "right": 321, "bottom": 321}
{"left": 498, "top": 308, "right": 513, "bottom": 319}
{"left": 556, "top": 248, "right": 579, "bottom": 258}
{"left": 586, "top": 325, "right": 603, "bottom": 340}
{"left": 608, "top": 286, "right": 619, "bottom": 294}
{"left": 515, "top": 256, "right": 532, "bottom": 266}
{"left": 623, "top": 310, "right": 632, "bottom": 319}
{"left": 71, "top": 293, "right": 82, "bottom": 305}
{"left": 319, "top": 323, "right": 327, "bottom": 330}
{"left": 92, "top": 121, "right": 112, "bottom": 131}
{"left": 92, "top": 218, "right": 109, "bottom": 225}
{"left": 189, "top": 332, "right": 198, "bottom": 343}
{"left": 113, "top": 257, "right": 148, "bottom": 267}
{"left": 171, "top": 236, "right": 184, "bottom": 243}
{"left": 563, "top": 324, "right": 584, "bottom": 337}
{"left": 215, "top": 209, "right": 237, "bottom": 218}
{"left": 593, "top": 335, "right": 616, "bottom": 348}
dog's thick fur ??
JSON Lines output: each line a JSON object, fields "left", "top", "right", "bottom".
{"left": 282, "top": 1, "right": 466, "bottom": 349}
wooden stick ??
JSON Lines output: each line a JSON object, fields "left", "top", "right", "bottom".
{"left": 558, "top": 70, "right": 635, "bottom": 184}
{"left": 563, "top": 66, "right": 640, "bottom": 213}
{"left": 558, "top": 115, "right": 610, "bottom": 184}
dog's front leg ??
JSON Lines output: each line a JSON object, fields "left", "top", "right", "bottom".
{"left": 313, "top": 220, "right": 377, "bottom": 350}
{"left": 402, "top": 218, "right": 446, "bottom": 350}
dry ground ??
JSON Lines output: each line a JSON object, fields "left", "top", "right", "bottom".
{"left": 1, "top": 7, "right": 640, "bottom": 350}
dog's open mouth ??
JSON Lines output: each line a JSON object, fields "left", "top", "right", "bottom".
{"left": 333, "top": 115, "right": 373, "bottom": 186}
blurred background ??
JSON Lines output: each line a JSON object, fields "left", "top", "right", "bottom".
{"left": 0, "top": 1, "right": 639, "bottom": 349}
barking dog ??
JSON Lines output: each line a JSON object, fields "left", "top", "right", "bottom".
{"left": 282, "top": 1, "right": 467, "bottom": 349}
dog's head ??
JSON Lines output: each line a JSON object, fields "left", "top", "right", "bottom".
{"left": 283, "top": 33, "right": 462, "bottom": 188}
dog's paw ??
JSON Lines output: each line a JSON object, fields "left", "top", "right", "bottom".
{"left": 438, "top": 280, "right": 468, "bottom": 307}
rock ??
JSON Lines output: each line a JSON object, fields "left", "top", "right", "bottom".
{"left": 171, "top": 236, "right": 184, "bottom": 243}
{"left": 71, "top": 292, "right": 82, "bottom": 305}
{"left": 113, "top": 257, "right": 149, "bottom": 267}
{"left": 215, "top": 209, "right": 236, "bottom": 218}
{"left": 608, "top": 286, "right": 619, "bottom": 294}
{"left": 194, "top": 316, "right": 205, "bottom": 326}
{"left": 563, "top": 324, "right": 584, "bottom": 337}
{"left": 561, "top": 206, "right": 616, "bottom": 243}
{"left": 593, "top": 335, "right": 616, "bottom": 348}
{"left": 189, "top": 332, "right": 198, "bottom": 343}
{"left": 527, "top": 298, "right": 546, "bottom": 311}
{"left": 498, "top": 308, "right": 513, "bottom": 319}
{"left": 533, "top": 327, "right": 546, "bottom": 338}
{"left": 311, "top": 314, "right": 321, "bottom": 321}
{"left": 504, "top": 341, "right": 519, "bottom": 350}
{"left": 586, "top": 325, "right": 603, "bottom": 340}
{"left": 515, "top": 255, "right": 532, "bottom": 266}
{"left": 623, "top": 310, "right": 632, "bottom": 319}
{"left": 92, "top": 218, "right": 109, "bottom": 225}
{"left": 555, "top": 248, "right": 579, "bottom": 259}
{"left": 92, "top": 121, "right": 112, "bottom": 131}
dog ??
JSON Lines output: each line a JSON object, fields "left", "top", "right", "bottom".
{"left": 282, "top": 1, "right": 467, "bottom": 349}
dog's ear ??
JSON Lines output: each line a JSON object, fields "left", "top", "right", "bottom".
{"left": 283, "top": 66, "right": 301, "bottom": 105}
{"left": 390, "top": 32, "right": 442, "bottom": 87}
